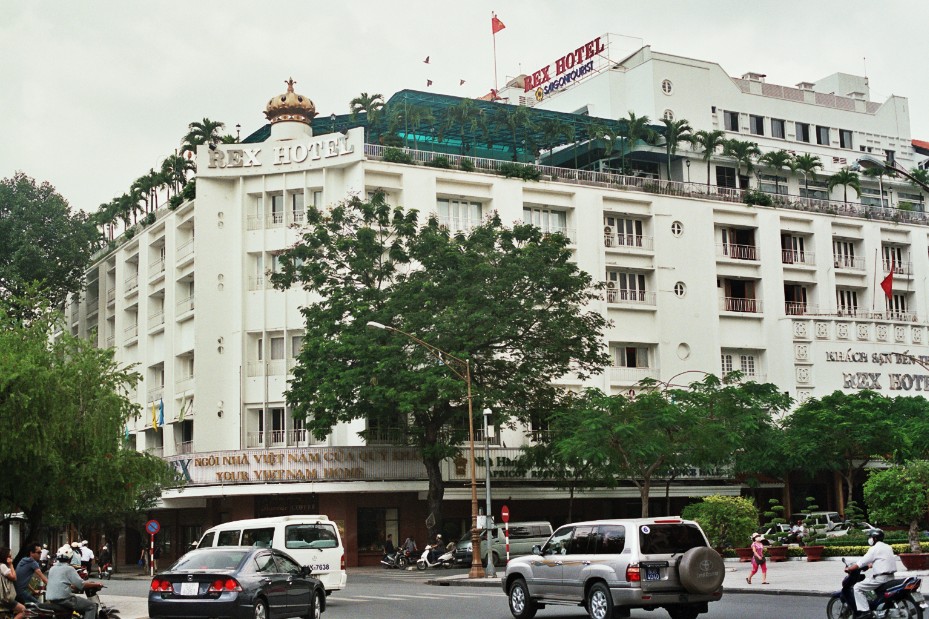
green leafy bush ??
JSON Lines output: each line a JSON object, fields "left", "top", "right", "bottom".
{"left": 383, "top": 147, "right": 415, "bottom": 165}
{"left": 168, "top": 195, "right": 183, "bottom": 210}
{"left": 499, "top": 162, "right": 542, "bottom": 181}
{"left": 142, "top": 212, "right": 156, "bottom": 226}
{"left": 425, "top": 155, "right": 451, "bottom": 169}
{"left": 182, "top": 178, "right": 196, "bottom": 200}
{"left": 681, "top": 494, "right": 759, "bottom": 550}
{"left": 743, "top": 189, "right": 773, "bottom": 206}
{"left": 459, "top": 158, "right": 475, "bottom": 172}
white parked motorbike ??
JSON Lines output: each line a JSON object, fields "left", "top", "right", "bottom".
{"left": 416, "top": 543, "right": 456, "bottom": 570}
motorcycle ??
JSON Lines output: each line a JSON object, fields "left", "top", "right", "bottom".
{"left": 97, "top": 563, "right": 113, "bottom": 580}
{"left": 826, "top": 559, "right": 926, "bottom": 619}
{"left": 380, "top": 548, "right": 412, "bottom": 569}
{"left": 416, "top": 543, "right": 456, "bottom": 570}
{"left": 27, "top": 582, "right": 121, "bottom": 619}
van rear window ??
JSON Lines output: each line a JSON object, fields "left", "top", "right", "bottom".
{"left": 638, "top": 524, "right": 706, "bottom": 555}
{"left": 285, "top": 523, "right": 339, "bottom": 549}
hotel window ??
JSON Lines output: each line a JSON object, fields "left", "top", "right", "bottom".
{"left": 604, "top": 215, "right": 644, "bottom": 247}
{"left": 715, "top": 166, "right": 737, "bottom": 189}
{"left": 784, "top": 284, "right": 809, "bottom": 315}
{"left": 523, "top": 207, "right": 567, "bottom": 236}
{"left": 291, "top": 192, "right": 305, "bottom": 224}
{"left": 795, "top": 122, "right": 810, "bottom": 143}
{"left": 816, "top": 126, "right": 831, "bottom": 146}
{"left": 839, "top": 129, "right": 853, "bottom": 149}
{"left": 291, "top": 335, "right": 304, "bottom": 358}
{"left": 614, "top": 345, "right": 649, "bottom": 368}
{"left": 270, "top": 337, "right": 285, "bottom": 361}
{"left": 781, "top": 234, "right": 806, "bottom": 264}
{"left": 771, "top": 118, "right": 786, "bottom": 139}
{"left": 724, "top": 111, "right": 739, "bottom": 132}
{"left": 833, "top": 240, "right": 857, "bottom": 268}
{"left": 663, "top": 109, "right": 674, "bottom": 121}
{"left": 270, "top": 195, "right": 284, "bottom": 225}
{"left": 887, "top": 294, "right": 908, "bottom": 319}
{"left": 606, "top": 270, "right": 647, "bottom": 303}
{"left": 860, "top": 186, "right": 886, "bottom": 208}
{"left": 720, "top": 354, "right": 733, "bottom": 375}
{"left": 886, "top": 150, "right": 896, "bottom": 168}
{"left": 740, "top": 354, "right": 756, "bottom": 377}
{"left": 437, "top": 198, "right": 482, "bottom": 232}
{"left": 758, "top": 173, "right": 788, "bottom": 195}
{"left": 800, "top": 178, "right": 830, "bottom": 200}
{"left": 749, "top": 115, "right": 764, "bottom": 136}
{"left": 311, "top": 190, "right": 322, "bottom": 208}
{"left": 837, "top": 289, "right": 858, "bottom": 316}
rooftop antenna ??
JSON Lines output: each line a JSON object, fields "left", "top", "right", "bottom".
{"left": 863, "top": 57, "right": 868, "bottom": 79}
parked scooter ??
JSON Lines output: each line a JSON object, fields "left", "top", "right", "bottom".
{"left": 826, "top": 558, "right": 925, "bottom": 619}
{"left": 417, "top": 543, "right": 456, "bottom": 570}
{"left": 27, "top": 582, "right": 121, "bottom": 619}
{"left": 380, "top": 548, "right": 412, "bottom": 569}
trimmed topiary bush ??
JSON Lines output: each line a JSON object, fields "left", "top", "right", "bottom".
{"left": 383, "top": 147, "right": 415, "bottom": 165}
{"left": 499, "top": 162, "right": 542, "bottom": 181}
{"left": 426, "top": 155, "right": 451, "bottom": 169}
{"left": 459, "top": 158, "right": 475, "bottom": 172}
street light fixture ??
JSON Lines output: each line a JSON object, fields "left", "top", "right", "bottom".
{"left": 366, "top": 321, "right": 486, "bottom": 579}
{"left": 854, "top": 154, "right": 929, "bottom": 194}
{"left": 482, "top": 407, "right": 495, "bottom": 578}
{"left": 685, "top": 158, "right": 691, "bottom": 183}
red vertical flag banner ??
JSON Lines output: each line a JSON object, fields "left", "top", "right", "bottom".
{"left": 880, "top": 257, "right": 895, "bottom": 299}
{"left": 492, "top": 15, "right": 506, "bottom": 34}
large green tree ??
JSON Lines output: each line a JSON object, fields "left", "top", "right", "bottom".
{"left": 0, "top": 173, "right": 101, "bottom": 314}
{"left": 784, "top": 390, "right": 900, "bottom": 512}
{"left": 271, "top": 192, "right": 610, "bottom": 535}
{"left": 864, "top": 461, "right": 929, "bottom": 553}
{"left": 0, "top": 299, "right": 180, "bottom": 539}
{"left": 547, "top": 375, "right": 789, "bottom": 517}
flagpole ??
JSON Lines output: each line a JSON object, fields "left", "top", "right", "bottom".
{"left": 492, "top": 12, "right": 499, "bottom": 94}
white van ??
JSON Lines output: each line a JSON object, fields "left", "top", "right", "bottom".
{"left": 197, "top": 515, "right": 347, "bottom": 594}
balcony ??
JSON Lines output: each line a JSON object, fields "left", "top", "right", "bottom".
{"left": 883, "top": 258, "right": 914, "bottom": 277}
{"left": 785, "top": 302, "right": 819, "bottom": 316}
{"left": 124, "top": 274, "right": 139, "bottom": 296}
{"left": 721, "top": 297, "right": 763, "bottom": 314}
{"left": 123, "top": 323, "right": 138, "bottom": 345}
{"left": 293, "top": 211, "right": 306, "bottom": 225}
{"left": 609, "top": 366, "right": 659, "bottom": 384}
{"left": 176, "top": 238, "right": 195, "bottom": 263}
{"left": 175, "top": 372, "right": 194, "bottom": 392}
{"left": 781, "top": 249, "right": 816, "bottom": 267}
{"left": 106, "top": 288, "right": 116, "bottom": 305}
{"left": 717, "top": 243, "right": 758, "bottom": 261}
{"left": 437, "top": 217, "right": 482, "bottom": 235}
{"left": 147, "top": 387, "right": 164, "bottom": 403}
{"left": 834, "top": 255, "right": 866, "bottom": 271}
{"left": 605, "top": 288, "right": 656, "bottom": 307}
{"left": 148, "top": 310, "right": 165, "bottom": 331}
{"left": 105, "top": 335, "right": 115, "bottom": 348}
{"left": 146, "top": 446, "right": 164, "bottom": 458}
{"left": 247, "top": 215, "right": 262, "bottom": 231}
{"left": 246, "top": 431, "right": 265, "bottom": 448}
{"left": 176, "top": 295, "right": 195, "bottom": 319}
{"left": 267, "top": 359, "right": 286, "bottom": 376}
{"left": 267, "top": 212, "right": 285, "bottom": 228}
{"left": 176, "top": 441, "right": 193, "bottom": 455}
{"left": 247, "top": 361, "right": 264, "bottom": 377}
{"left": 604, "top": 233, "right": 654, "bottom": 251}
{"left": 148, "top": 259, "right": 166, "bottom": 280}
{"left": 248, "top": 276, "right": 265, "bottom": 291}
{"left": 245, "top": 430, "right": 318, "bottom": 449}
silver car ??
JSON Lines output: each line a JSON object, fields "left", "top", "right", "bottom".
{"left": 502, "top": 517, "right": 724, "bottom": 619}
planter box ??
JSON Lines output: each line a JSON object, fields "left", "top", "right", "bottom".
{"left": 899, "top": 553, "right": 929, "bottom": 571}
{"left": 767, "top": 545, "right": 789, "bottom": 562}
{"left": 734, "top": 547, "right": 754, "bottom": 562}
{"left": 803, "top": 545, "right": 826, "bottom": 562}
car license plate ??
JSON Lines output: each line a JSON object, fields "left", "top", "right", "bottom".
{"left": 180, "top": 582, "right": 199, "bottom": 596}
{"left": 645, "top": 566, "right": 660, "bottom": 581}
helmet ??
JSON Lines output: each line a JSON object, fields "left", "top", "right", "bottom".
{"left": 868, "top": 529, "right": 885, "bottom": 544}
{"left": 71, "top": 541, "right": 81, "bottom": 548}
{"left": 56, "top": 545, "right": 73, "bottom": 561}
{"left": 80, "top": 540, "right": 88, "bottom": 547}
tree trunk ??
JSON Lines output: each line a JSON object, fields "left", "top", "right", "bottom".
{"left": 639, "top": 478, "right": 651, "bottom": 518}
{"left": 568, "top": 485, "right": 575, "bottom": 523}
{"left": 423, "top": 453, "right": 445, "bottom": 540}
{"left": 909, "top": 519, "right": 921, "bottom": 553}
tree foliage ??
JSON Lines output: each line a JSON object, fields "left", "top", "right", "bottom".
{"left": 0, "top": 298, "right": 181, "bottom": 539}
{"left": 272, "top": 192, "right": 610, "bottom": 535}
{"left": 864, "top": 461, "right": 929, "bottom": 552}
{"left": 681, "top": 495, "right": 759, "bottom": 550}
{"left": 0, "top": 173, "right": 101, "bottom": 313}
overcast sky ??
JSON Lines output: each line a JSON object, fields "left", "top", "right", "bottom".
{"left": 2, "top": 0, "right": 928, "bottom": 214}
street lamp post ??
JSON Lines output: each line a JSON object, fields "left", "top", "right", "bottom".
{"left": 685, "top": 158, "right": 691, "bottom": 183}
{"left": 366, "top": 321, "right": 485, "bottom": 579}
{"left": 482, "top": 408, "right": 496, "bottom": 578}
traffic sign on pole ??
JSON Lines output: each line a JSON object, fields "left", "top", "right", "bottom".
{"left": 501, "top": 505, "right": 510, "bottom": 523}
{"left": 145, "top": 519, "right": 161, "bottom": 535}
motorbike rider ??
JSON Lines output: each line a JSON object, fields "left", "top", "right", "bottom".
{"left": 844, "top": 529, "right": 896, "bottom": 619}
{"left": 47, "top": 545, "right": 97, "bottom": 619}
{"left": 402, "top": 535, "right": 417, "bottom": 554}
{"left": 429, "top": 535, "right": 443, "bottom": 563}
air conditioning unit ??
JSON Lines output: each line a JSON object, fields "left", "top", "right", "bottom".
{"left": 604, "top": 225, "right": 614, "bottom": 246}
{"left": 606, "top": 281, "right": 616, "bottom": 288}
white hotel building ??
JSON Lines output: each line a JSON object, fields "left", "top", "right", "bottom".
{"left": 69, "top": 39, "right": 929, "bottom": 565}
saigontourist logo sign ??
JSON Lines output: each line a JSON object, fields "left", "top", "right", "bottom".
{"left": 524, "top": 35, "right": 606, "bottom": 100}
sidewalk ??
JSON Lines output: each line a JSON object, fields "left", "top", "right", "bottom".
{"left": 427, "top": 556, "right": 929, "bottom": 598}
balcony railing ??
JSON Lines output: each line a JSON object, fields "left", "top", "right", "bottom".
{"left": 148, "top": 259, "right": 166, "bottom": 278}
{"left": 176, "top": 372, "right": 194, "bottom": 391}
{"left": 247, "top": 215, "right": 262, "bottom": 231}
{"left": 292, "top": 211, "right": 306, "bottom": 225}
{"left": 883, "top": 258, "right": 913, "bottom": 276}
{"left": 267, "top": 359, "right": 286, "bottom": 376}
{"left": 604, "top": 233, "right": 654, "bottom": 251}
{"left": 717, "top": 243, "right": 758, "bottom": 261}
{"left": 123, "top": 323, "right": 138, "bottom": 341}
{"left": 124, "top": 274, "right": 139, "bottom": 294}
{"left": 781, "top": 249, "right": 816, "bottom": 266}
{"left": 146, "top": 447, "right": 164, "bottom": 458}
{"left": 148, "top": 311, "right": 165, "bottom": 330}
{"left": 721, "top": 297, "right": 763, "bottom": 313}
{"left": 609, "top": 366, "right": 659, "bottom": 383}
{"left": 176, "top": 295, "right": 195, "bottom": 315}
{"left": 267, "top": 212, "right": 285, "bottom": 228}
{"left": 785, "top": 302, "right": 819, "bottom": 316}
{"left": 834, "top": 255, "right": 866, "bottom": 270}
{"left": 176, "top": 238, "right": 195, "bottom": 261}
{"left": 105, "top": 335, "right": 115, "bottom": 348}
{"left": 106, "top": 288, "right": 116, "bottom": 304}
{"left": 367, "top": 144, "right": 929, "bottom": 229}
{"left": 147, "top": 387, "right": 164, "bottom": 403}
{"left": 605, "top": 288, "right": 656, "bottom": 306}
{"left": 436, "top": 217, "right": 482, "bottom": 234}
{"left": 246, "top": 362, "right": 264, "bottom": 377}
{"left": 248, "top": 276, "right": 265, "bottom": 291}
{"left": 176, "top": 441, "right": 193, "bottom": 455}
{"left": 245, "top": 430, "right": 319, "bottom": 449}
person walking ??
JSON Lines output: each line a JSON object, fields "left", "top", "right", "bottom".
{"left": 745, "top": 533, "right": 768, "bottom": 585}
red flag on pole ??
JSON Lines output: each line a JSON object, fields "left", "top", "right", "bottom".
{"left": 491, "top": 15, "right": 506, "bottom": 34}
{"left": 880, "top": 257, "right": 895, "bottom": 299}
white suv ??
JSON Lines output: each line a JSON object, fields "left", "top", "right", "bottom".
{"left": 503, "top": 517, "right": 724, "bottom": 619}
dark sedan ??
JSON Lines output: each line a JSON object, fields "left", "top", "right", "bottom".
{"left": 148, "top": 546, "right": 325, "bottom": 619}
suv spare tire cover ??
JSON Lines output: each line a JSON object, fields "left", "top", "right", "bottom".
{"left": 677, "top": 547, "right": 725, "bottom": 594}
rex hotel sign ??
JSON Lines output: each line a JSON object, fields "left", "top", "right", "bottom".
{"left": 523, "top": 35, "right": 605, "bottom": 94}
